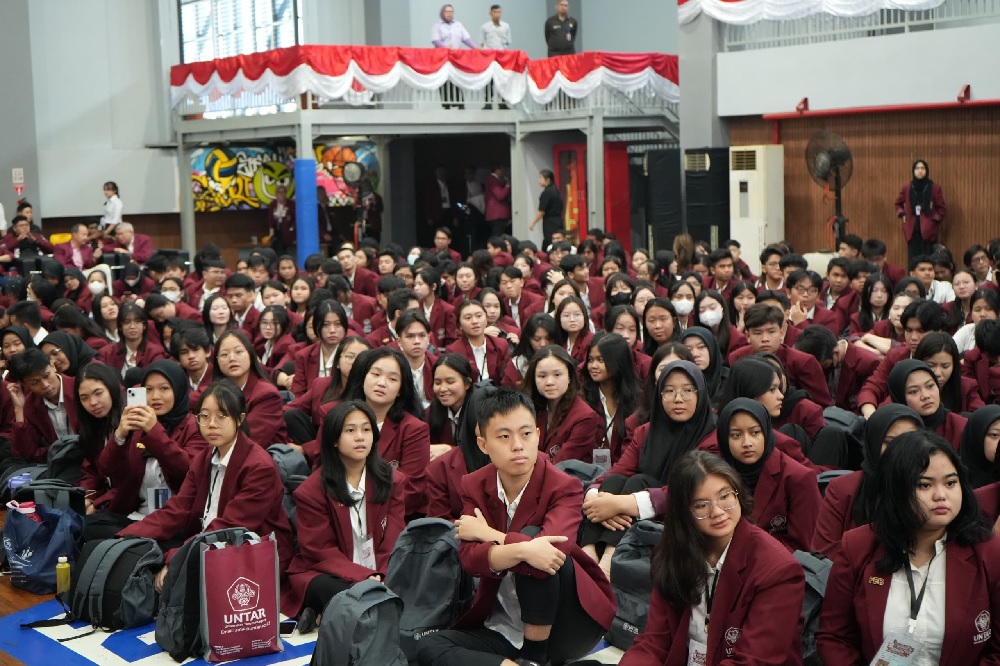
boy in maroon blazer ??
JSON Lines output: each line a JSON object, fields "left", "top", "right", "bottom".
{"left": 794, "top": 325, "right": 881, "bottom": 413}
{"left": 5, "top": 348, "right": 79, "bottom": 466}
{"left": 786, "top": 269, "right": 841, "bottom": 336}
{"left": 499, "top": 267, "right": 544, "bottom": 331}
{"left": 416, "top": 389, "right": 615, "bottom": 666}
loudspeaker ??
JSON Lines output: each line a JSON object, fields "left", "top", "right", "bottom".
{"left": 684, "top": 147, "right": 730, "bottom": 247}
{"left": 644, "top": 149, "right": 682, "bottom": 253}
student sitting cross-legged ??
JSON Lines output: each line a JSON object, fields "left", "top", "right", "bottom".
{"left": 416, "top": 388, "right": 615, "bottom": 666}
{"left": 281, "top": 400, "right": 406, "bottom": 633}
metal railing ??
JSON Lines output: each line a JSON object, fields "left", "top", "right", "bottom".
{"left": 723, "top": 0, "right": 1000, "bottom": 51}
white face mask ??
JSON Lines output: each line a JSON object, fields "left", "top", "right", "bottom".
{"left": 699, "top": 309, "right": 724, "bottom": 328}
{"left": 671, "top": 299, "right": 694, "bottom": 317}
{"left": 163, "top": 291, "right": 181, "bottom": 303}
{"left": 88, "top": 282, "right": 106, "bottom": 295}
{"left": 125, "top": 278, "right": 139, "bottom": 287}
{"left": 407, "top": 253, "right": 420, "bottom": 266}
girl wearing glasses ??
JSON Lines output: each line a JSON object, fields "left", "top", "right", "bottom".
{"left": 523, "top": 345, "right": 602, "bottom": 466}
{"left": 84, "top": 360, "right": 206, "bottom": 540}
{"left": 818, "top": 430, "right": 999, "bottom": 665}
{"left": 120, "top": 381, "right": 294, "bottom": 590}
{"left": 281, "top": 401, "right": 405, "bottom": 633}
{"left": 581, "top": 360, "right": 714, "bottom": 578}
{"left": 284, "top": 337, "right": 371, "bottom": 451}
{"left": 256, "top": 305, "right": 295, "bottom": 372}
{"left": 618, "top": 451, "right": 805, "bottom": 665}
{"left": 290, "top": 301, "right": 349, "bottom": 397}
{"left": 717, "top": 398, "right": 819, "bottom": 553}
{"left": 213, "top": 329, "right": 288, "bottom": 447}
{"left": 554, "top": 295, "right": 592, "bottom": 365}
{"left": 501, "top": 312, "right": 557, "bottom": 389}
{"left": 40, "top": 331, "right": 97, "bottom": 378}
{"left": 96, "top": 302, "right": 168, "bottom": 377}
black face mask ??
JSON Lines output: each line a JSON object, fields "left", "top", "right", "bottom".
{"left": 608, "top": 292, "right": 632, "bottom": 307}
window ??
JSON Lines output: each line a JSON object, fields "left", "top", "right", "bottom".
{"left": 180, "top": 0, "right": 298, "bottom": 63}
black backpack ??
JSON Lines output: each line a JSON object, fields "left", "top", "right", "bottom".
{"left": 823, "top": 406, "right": 866, "bottom": 469}
{"left": 606, "top": 519, "right": 664, "bottom": 650}
{"left": 385, "top": 518, "right": 476, "bottom": 660}
{"left": 12, "top": 478, "right": 87, "bottom": 516}
{"left": 794, "top": 550, "right": 833, "bottom": 666}
{"left": 41, "top": 435, "right": 85, "bottom": 485}
{"left": 69, "top": 537, "right": 164, "bottom": 631}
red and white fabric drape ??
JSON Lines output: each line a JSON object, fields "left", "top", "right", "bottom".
{"left": 170, "top": 45, "right": 680, "bottom": 107}
{"left": 678, "top": 0, "right": 947, "bottom": 25}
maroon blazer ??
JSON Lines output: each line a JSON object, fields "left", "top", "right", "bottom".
{"left": 791, "top": 305, "right": 841, "bottom": 336}
{"left": 282, "top": 469, "right": 407, "bottom": 616}
{"left": 835, "top": 344, "right": 881, "bottom": 412}
{"left": 113, "top": 276, "right": 157, "bottom": 300}
{"left": 580, "top": 277, "right": 605, "bottom": 310}
{"left": 508, "top": 291, "right": 545, "bottom": 330}
{"left": 377, "top": 413, "right": 430, "bottom": 516}
{"left": 291, "top": 343, "right": 326, "bottom": 397}
{"left": 882, "top": 261, "right": 907, "bottom": 287}
{"left": 0, "top": 379, "right": 15, "bottom": 441}
{"left": 565, "top": 330, "right": 594, "bottom": 366}
{"left": 242, "top": 374, "right": 288, "bottom": 446}
{"left": 349, "top": 292, "right": 380, "bottom": 331}
{"left": 827, "top": 288, "right": 859, "bottom": 334}
{"left": 455, "top": 457, "right": 616, "bottom": 632}
{"left": 187, "top": 366, "right": 215, "bottom": 405}
{"left": 235, "top": 307, "right": 260, "bottom": 339}
{"left": 425, "top": 446, "right": 466, "bottom": 520}
{"left": 895, "top": 181, "right": 946, "bottom": 243}
{"left": 589, "top": 423, "right": 667, "bottom": 514}
{"left": 96, "top": 341, "right": 169, "bottom": 374}
{"left": 347, "top": 267, "right": 379, "bottom": 298}
{"left": 258, "top": 333, "right": 297, "bottom": 372}
{"left": 365, "top": 324, "right": 395, "bottom": 349}
{"left": 110, "top": 233, "right": 153, "bottom": 264}
{"left": 728, "top": 344, "right": 834, "bottom": 408}
{"left": 119, "top": 432, "right": 294, "bottom": 570}
{"left": 500, "top": 355, "right": 528, "bottom": 389}
{"left": 424, "top": 298, "right": 459, "bottom": 346}
{"left": 963, "top": 376, "right": 988, "bottom": 412}
{"left": 450, "top": 287, "right": 481, "bottom": 308}
{"left": 537, "top": 396, "right": 603, "bottom": 464}
{"left": 812, "top": 471, "right": 862, "bottom": 556}
{"left": 975, "top": 482, "right": 1000, "bottom": 524}
{"left": 484, "top": 172, "right": 511, "bottom": 221}
{"left": 633, "top": 349, "right": 652, "bottom": 381}
{"left": 11, "top": 374, "right": 79, "bottom": 462}
{"left": 857, "top": 346, "right": 911, "bottom": 409}
{"left": 53, "top": 242, "right": 97, "bottom": 270}
{"left": 285, "top": 376, "right": 336, "bottom": 432}
{"left": 963, "top": 348, "right": 1000, "bottom": 405}
{"left": 935, "top": 411, "right": 968, "bottom": 451}
{"left": 818, "top": 525, "right": 1000, "bottom": 665}
{"left": 2, "top": 232, "right": 54, "bottom": 254}
{"left": 775, "top": 398, "right": 825, "bottom": 441}
{"left": 445, "top": 336, "right": 510, "bottom": 383}
{"left": 621, "top": 519, "right": 805, "bottom": 666}
{"left": 701, "top": 276, "right": 735, "bottom": 303}
{"left": 96, "top": 413, "right": 207, "bottom": 516}
{"left": 748, "top": 450, "right": 821, "bottom": 553}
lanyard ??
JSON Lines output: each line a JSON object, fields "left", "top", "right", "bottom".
{"left": 351, "top": 492, "right": 366, "bottom": 536}
{"left": 903, "top": 550, "right": 937, "bottom": 634}
{"left": 202, "top": 465, "right": 222, "bottom": 526}
{"left": 704, "top": 567, "right": 721, "bottom": 629}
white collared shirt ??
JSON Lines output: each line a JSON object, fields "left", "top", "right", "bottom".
{"left": 688, "top": 540, "right": 732, "bottom": 646}
{"left": 508, "top": 299, "right": 520, "bottom": 324}
{"left": 42, "top": 375, "right": 72, "bottom": 439}
{"left": 883, "top": 539, "right": 947, "bottom": 665}
{"left": 471, "top": 341, "right": 489, "bottom": 380}
{"left": 128, "top": 458, "right": 166, "bottom": 520}
{"left": 484, "top": 473, "right": 530, "bottom": 649}
{"left": 411, "top": 360, "right": 430, "bottom": 410}
{"left": 32, "top": 326, "right": 48, "bottom": 346}
{"left": 198, "top": 287, "right": 220, "bottom": 311}
{"left": 261, "top": 340, "right": 275, "bottom": 366}
{"left": 189, "top": 367, "right": 208, "bottom": 392}
{"left": 348, "top": 469, "right": 369, "bottom": 566}
{"left": 926, "top": 280, "right": 955, "bottom": 304}
{"left": 318, "top": 345, "right": 337, "bottom": 379}
{"left": 201, "top": 441, "right": 236, "bottom": 528}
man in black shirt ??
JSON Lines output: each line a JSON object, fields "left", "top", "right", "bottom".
{"left": 530, "top": 169, "right": 564, "bottom": 247}
{"left": 544, "top": 0, "right": 579, "bottom": 57}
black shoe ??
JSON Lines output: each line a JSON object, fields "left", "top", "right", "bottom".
{"left": 297, "top": 607, "right": 317, "bottom": 634}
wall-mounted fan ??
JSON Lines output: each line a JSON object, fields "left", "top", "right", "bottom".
{"left": 805, "top": 131, "right": 853, "bottom": 248}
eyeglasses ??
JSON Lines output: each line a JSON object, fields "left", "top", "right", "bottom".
{"left": 217, "top": 349, "right": 248, "bottom": 362}
{"left": 973, "top": 254, "right": 991, "bottom": 264}
{"left": 661, "top": 387, "right": 698, "bottom": 401}
{"left": 690, "top": 491, "right": 739, "bottom": 519}
{"left": 560, "top": 312, "right": 584, "bottom": 320}
{"left": 259, "top": 320, "right": 276, "bottom": 328}
{"left": 793, "top": 286, "right": 819, "bottom": 295}
{"left": 196, "top": 412, "right": 232, "bottom": 427}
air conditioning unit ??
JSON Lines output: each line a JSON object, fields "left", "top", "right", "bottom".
{"left": 729, "top": 146, "right": 784, "bottom": 272}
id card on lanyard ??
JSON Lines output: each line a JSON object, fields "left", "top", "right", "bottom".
{"left": 592, "top": 448, "right": 611, "bottom": 473}
{"left": 871, "top": 552, "right": 937, "bottom": 665}
{"left": 352, "top": 497, "right": 377, "bottom": 570}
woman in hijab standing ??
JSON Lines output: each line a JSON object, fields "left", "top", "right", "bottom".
{"left": 895, "top": 159, "right": 946, "bottom": 264}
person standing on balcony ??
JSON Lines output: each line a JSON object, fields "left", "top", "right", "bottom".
{"left": 895, "top": 159, "right": 946, "bottom": 266}
{"left": 545, "top": 0, "right": 579, "bottom": 57}
{"left": 481, "top": 4, "right": 511, "bottom": 49}
{"left": 432, "top": 4, "right": 477, "bottom": 110}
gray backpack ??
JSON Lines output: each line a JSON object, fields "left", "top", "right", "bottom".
{"left": 385, "top": 518, "right": 476, "bottom": 659}
{"left": 268, "top": 443, "right": 311, "bottom": 480}
{"left": 42, "top": 435, "right": 85, "bottom": 485}
{"left": 311, "top": 580, "right": 407, "bottom": 666}
{"left": 155, "top": 527, "right": 250, "bottom": 662}
{"left": 70, "top": 537, "right": 164, "bottom": 630}
{"left": 794, "top": 550, "right": 833, "bottom": 666}
{"left": 12, "top": 478, "right": 87, "bottom": 516}
{"left": 606, "top": 519, "right": 664, "bottom": 650}
{"left": 555, "top": 459, "right": 604, "bottom": 489}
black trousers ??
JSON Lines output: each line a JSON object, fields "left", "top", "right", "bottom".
{"left": 82, "top": 511, "right": 136, "bottom": 543}
{"left": 542, "top": 218, "right": 562, "bottom": 249}
{"left": 579, "top": 473, "right": 661, "bottom": 547}
{"left": 417, "top": 529, "right": 605, "bottom": 666}
{"left": 303, "top": 574, "right": 353, "bottom": 615}
{"left": 284, "top": 408, "right": 318, "bottom": 445}
{"left": 907, "top": 220, "right": 935, "bottom": 265}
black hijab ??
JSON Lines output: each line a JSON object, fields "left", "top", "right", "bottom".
{"left": 960, "top": 405, "right": 1000, "bottom": 489}
{"left": 41, "top": 331, "right": 97, "bottom": 377}
{"left": 63, "top": 268, "right": 86, "bottom": 301}
{"left": 141, "top": 360, "right": 191, "bottom": 435}
{"left": 1, "top": 326, "right": 36, "bottom": 360}
{"left": 910, "top": 159, "right": 932, "bottom": 216}
{"left": 717, "top": 398, "right": 775, "bottom": 495}
{"left": 640, "top": 360, "right": 715, "bottom": 484}
{"left": 888, "top": 359, "right": 947, "bottom": 429}
{"left": 681, "top": 328, "right": 723, "bottom": 399}
{"left": 853, "top": 404, "right": 923, "bottom": 526}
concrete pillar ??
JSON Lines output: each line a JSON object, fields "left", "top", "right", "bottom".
{"left": 586, "top": 113, "right": 605, "bottom": 232}
{"left": 177, "top": 135, "right": 197, "bottom": 255}
{"left": 678, "top": 14, "right": 728, "bottom": 150}
{"left": 509, "top": 132, "right": 529, "bottom": 241}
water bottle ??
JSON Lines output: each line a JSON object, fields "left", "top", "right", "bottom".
{"left": 56, "top": 556, "right": 71, "bottom": 597}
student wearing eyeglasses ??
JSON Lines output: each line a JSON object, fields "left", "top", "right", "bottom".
{"left": 613, "top": 451, "right": 805, "bottom": 665}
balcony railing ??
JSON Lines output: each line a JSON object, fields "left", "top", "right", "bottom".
{"left": 723, "top": 0, "right": 1000, "bottom": 51}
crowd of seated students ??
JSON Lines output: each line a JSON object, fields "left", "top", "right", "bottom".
{"left": 5, "top": 223, "right": 1000, "bottom": 664}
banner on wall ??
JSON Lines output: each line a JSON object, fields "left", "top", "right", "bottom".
{"left": 190, "top": 141, "right": 380, "bottom": 213}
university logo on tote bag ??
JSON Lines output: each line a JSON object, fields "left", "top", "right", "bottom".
{"left": 199, "top": 532, "right": 283, "bottom": 663}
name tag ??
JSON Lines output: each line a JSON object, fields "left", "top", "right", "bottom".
{"left": 914, "top": 205, "right": 922, "bottom": 217}
{"left": 687, "top": 639, "right": 708, "bottom": 666}
{"left": 360, "top": 537, "right": 376, "bottom": 571}
{"left": 592, "top": 448, "right": 612, "bottom": 473}
{"left": 147, "top": 487, "right": 171, "bottom": 511}
{"left": 870, "top": 630, "right": 922, "bottom": 665}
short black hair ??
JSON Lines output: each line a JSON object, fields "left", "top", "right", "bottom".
{"left": 723, "top": 239, "right": 741, "bottom": 250}
{"left": 476, "top": 387, "right": 536, "bottom": 436}
{"left": 501, "top": 266, "right": 523, "bottom": 281}
{"left": 759, "top": 245, "right": 786, "bottom": 265}
{"left": 171, "top": 324, "right": 212, "bottom": 356}
{"left": 377, "top": 275, "right": 405, "bottom": 296}
{"left": 862, "top": 238, "right": 888, "bottom": 259}
{"left": 744, "top": 303, "right": 786, "bottom": 330}
{"left": 224, "top": 273, "right": 254, "bottom": 291}
{"left": 908, "top": 254, "right": 934, "bottom": 272}
{"left": 794, "top": 325, "right": 837, "bottom": 362}
{"left": 320, "top": 258, "right": 342, "bottom": 275}
{"left": 900, "top": 300, "right": 945, "bottom": 332}
{"left": 976, "top": 319, "right": 1000, "bottom": 357}
{"left": 539, "top": 169, "right": 554, "bottom": 184}
{"left": 201, "top": 258, "right": 226, "bottom": 272}
{"left": 304, "top": 253, "right": 324, "bottom": 272}
{"left": 846, "top": 259, "right": 878, "bottom": 280}
{"left": 246, "top": 255, "right": 269, "bottom": 270}
{"left": 756, "top": 289, "right": 790, "bottom": 309}
{"left": 707, "top": 248, "right": 733, "bottom": 268}
{"left": 396, "top": 309, "right": 431, "bottom": 335}
{"left": 262, "top": 279, "right": 287, "bottom": 294}
{"left": 9, "top": 348, "right": 51, "bottom": 382}
{"left": 325, "top": 275, "right": 351, "bottom": 297}
{"left": 144, "top": 293, "right": 169, "bottom": 315}
{"left": 387, "top": 289, "right": 419, "bottom": 322}
{"left": 7, "top": 300, "right": 41, "bottom": 329}
{"left": 559, "top": 254, "right": 586, "bottom": 273}
{"left": 786, "top": 269, "right": 821, "bottom": 290}
{"left": 840, "top": 234, "right": 863, "bottom": 252}
{"left": 826, "top": 256, "right": 849, "bottom": 274}
{"left": 778, "top": 253, "right": 807, "bottom": 271}
{"left": 436, "top": 226, "right": 453, "bottom": 239}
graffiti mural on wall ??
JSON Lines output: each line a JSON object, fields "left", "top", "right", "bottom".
{"left": 190, "top": 142, "right": 380, "bottom": 213}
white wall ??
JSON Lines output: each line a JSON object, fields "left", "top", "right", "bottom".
{"left": 407, "top": 0, "right": 552, "bottom": 58}
{"left": 302, "top": 0, "right": 367, "bottom": 45}
{"left": 718, "top": 23, "right": 1000, "bottom": 116}
{"left": 28, "top": 0, "right": 179, "bottom": 217}
{"left": 578, "top": 0, "right": 678, "bottom": 54}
